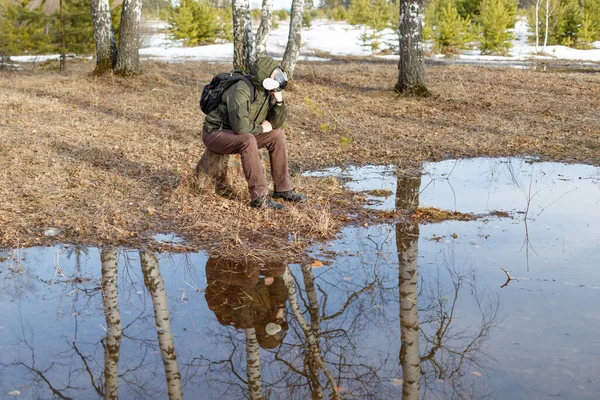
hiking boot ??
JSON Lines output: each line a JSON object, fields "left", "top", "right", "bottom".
{"left": 250, "top": 196, "right": 285, "bottom": 210}
{"left": 272, "top": 190, "right": 307, "bottom": 203}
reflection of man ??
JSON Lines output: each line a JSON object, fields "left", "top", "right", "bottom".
{"left": 205, "top": 258, "right": 289, "bottom": 349}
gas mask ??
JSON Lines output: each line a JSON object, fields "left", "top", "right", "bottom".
{"left": 262, "top": 68, "right": 288, "bottom": 92}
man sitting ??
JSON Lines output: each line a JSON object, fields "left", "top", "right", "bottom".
{"left": 201, "top": 57, "right": 306, "bottom": 210}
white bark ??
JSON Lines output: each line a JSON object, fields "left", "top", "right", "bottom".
{"left": 245, "top": 328, "right": 263, "bottom": 400}
{"left": 300, "top": 264, "right": 321, "bottom": 343}
{"left": 396, "top": 1, "right": 429, "bottom": 96}
{"left": 543, "top": 0, "right": 549, "bottom": 50}
{"left": 396, "top": 171, "right": 421, "bottom": 400}
{"left": 281, "top": 0, "right": 305, "bottom": 77}
{"left": 90, "top": 0, "right": 116, "bottom": 73}
{"left": 282, "top": 268, "right": 339, "bottom": 399}
{"left": 232, "top": 0, "right": 255, "bottom": 72}
{"left": 100, "top": 249, "right": 122, "bottom": 400}
{"left": 255, "top": 0, "right": 274, "bottom": 58}
{"left": 535, "top": 0, "right": 540, "bottom": 52}
{"left": 115, "top": 0, "right": 142, "bottom": 75}
{"left": 139, "top": 251, "right": 183, "bottom": 400}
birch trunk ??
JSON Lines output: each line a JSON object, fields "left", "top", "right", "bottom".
{"left": 139, "top": 251, "right": 183, "bottom": 400}
{"left": 115, "top": 0, "right": 142, "bottom": 76}
{"left": 90, "top": 0, "right": 117, "bottom": 74}
{"left": 100, "top": 249, "right": 122, "bottom": 400}
{"left": 395, "top": 170, "right": 421, "bottom": 400}
{"left": 300, "top": 264, "right": 321, "bottom": 343}
{"left": 232, "top": 0, "right": 255, "bottom": 73}
{"left": 395, "top": 0, "right": 429, "bottom": 97}
{"left": 245, "top": 328, "right": 263, "bottom": 400}
{"left": 281, "top": 0, "right": 305, "bottom": 77}
{"left": 535, "top": 0, "right": 540, "bottom": 52}
{"left": 543, "top": 0, "right": 549, "bottom": 50}
{"left": 255, "top": 0, "right": 274, "bottom": 57}
{"left": 283, "top": 268, "right": 340, "bottom": 400}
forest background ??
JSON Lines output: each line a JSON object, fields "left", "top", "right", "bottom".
{"left": 2, "top": 0, "right": 600, "bottom": 59}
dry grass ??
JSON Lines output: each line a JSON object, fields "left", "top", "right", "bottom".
{"left": 1, "top": 58, "right": 599, "bottom": 261}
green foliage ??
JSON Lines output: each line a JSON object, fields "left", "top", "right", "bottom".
{"left": 216, "top": 6, "right": 233, "bottom": 41}
{"left": 425, "top": 0, "right": 478, "bottom": 53}
{"left": 578, "top": 0, "right": 600, "bottom": 46}
{"left": 455, "top": 0, "right": 481, "bottom": 19}
{"left": 250, "top": 8, "right": 261, "bottom": 21}
{"left": 556, "top": 0, "right": 583, "bottom": 45}
{"left": 169, "top": 0, "right": 226, "bottom": 45}
{"left": 272, "top": 9, "right": 289, "bottom": 21}
{"left": 328, "top": 5, "right": 348, "bottom": 21}
{"left": 347, "top": 0, "right": 371, "bottom": 26}
{"left": 302, "top": 8, "right": 318, "bottom": 27}
{"left": 0, "top": 0, "right": 52, "bottom": 56}
{"left": 527, "top": 0, "right": 600, "bottom": 48}
{"left": 52, "top": 0, "right": 94, "bottom": 54}
{"left": 477, "top": 0, "right": 516, "bottom": 54}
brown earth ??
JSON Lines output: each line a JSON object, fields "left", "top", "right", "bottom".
{"left": 1, "top": 58, "right": 599, "bottom": 262}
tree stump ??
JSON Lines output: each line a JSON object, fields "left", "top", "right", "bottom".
{"left": 195, "top": 149, "right": 245, "bottom": 198}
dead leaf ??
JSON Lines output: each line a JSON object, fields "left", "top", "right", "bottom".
{"left": 311, "top": 260, "right": 324, "bottom": 268}
{"left": 471, "top": 371, "right": 482, "bottom": 377}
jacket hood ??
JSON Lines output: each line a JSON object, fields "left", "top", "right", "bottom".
{"left": 251, "top": 56, "right": 282, "bottom": 88}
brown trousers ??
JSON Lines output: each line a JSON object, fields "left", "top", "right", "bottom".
{"left": 202, "top": 129, "right": 293, "bottom": 201}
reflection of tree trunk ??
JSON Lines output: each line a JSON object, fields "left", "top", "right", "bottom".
{"left": 139, "top": 251, "right": 183, "bottom": 400}
{"left": 100, "top": 249, "right": 122, "bottom": 400}
{"left": 245, "top": 328, "right": 263, "bottom": 400}
{"left": 283, "top": 268, "right": 340, "bottom": 400}
{"left": 396, "top": 170, "right": 421, "bottom": 400}
{"left": 300, "top": 264, "right": 321, "bottom": 343}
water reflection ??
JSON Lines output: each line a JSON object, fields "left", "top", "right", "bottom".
{"left": 396, "top": 170, "right": 421, "bottom": 400}
{"left": 205, "top": 258, "right": 289, "bottom": 399}
{"left": 2, "top": 158, "right": 599, "bottom": 399}
{"left": 396, "top": 168, "right": 501, "bottom": 399}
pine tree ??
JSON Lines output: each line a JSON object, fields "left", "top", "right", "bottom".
{"left": 425, "top": 0, "right": 477, "bottom": 53}
{"left": 192, "top": 0, "right": 218, "bottom": 44}
{"left": 0, "top": 0, "right": 52, "bottom": 55}
{"left": 556, "top": 0, "right": 583, "bottom": 45}
{"left": 478, "top": 0, "right": 515, "bottom": 54}
{"left": 53, "top": 0, "right": 95, "bottom": 54}
{"left": 169, "top": 0, "right": 219, "bottom": 45}
{"left": 169, "top": 0, "right": 200, "bottom": 44}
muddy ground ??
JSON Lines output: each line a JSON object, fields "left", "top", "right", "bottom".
{"left": 0, "top": 59, "right": 598, "bottom": 262}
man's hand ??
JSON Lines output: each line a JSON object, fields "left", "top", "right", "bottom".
{"left": 261, "top": 120, "right": 273, "bottom": 133}
{"left": 272, "top": 91, "right": 283, "bottom": 103}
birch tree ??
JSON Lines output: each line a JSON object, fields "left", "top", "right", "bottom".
{"left": 395, "top": 0, "right": 430, "bottom": 96}
{"left": 139, "top": 251, "right": 183, "bottom": 400}
{"left": 232, "top": 0, "right": 255, "bottom": 72}
{"left": 115, "top": 0, "right": 142, "bottom": 76}
{"left": 91, "top": 0, "right": 142, "bottom": 75}
{"left": 100, "top": 249, "right": 122, "bottom": 400}
{"left": 255, "top": 0, "right": 274, "bottom": 58}
{"left": 281, "top": 0, "right": 305, "bottom": 77}
{"left": 282, "top": 267, "right": 340, "bottom": 399}
{"left": 245, "top": 328, "right": 263, "bottom": 400}
{"left": 395, "top": 170, "right": 421, "bottom": 400}
{"left": 90, "top": 0, "right": 116, "bottom": 74}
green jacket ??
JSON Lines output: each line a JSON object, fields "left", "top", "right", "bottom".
{"left": 203, "top": 57, "right": 288, "bottom": 135}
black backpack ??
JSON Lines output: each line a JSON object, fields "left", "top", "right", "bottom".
{"left": 200, "top": 70, "right": 256, "bottom": 115}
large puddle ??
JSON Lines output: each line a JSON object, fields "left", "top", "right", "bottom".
{"left": 1, "top": 158, "right": 599, "bottom": 399}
